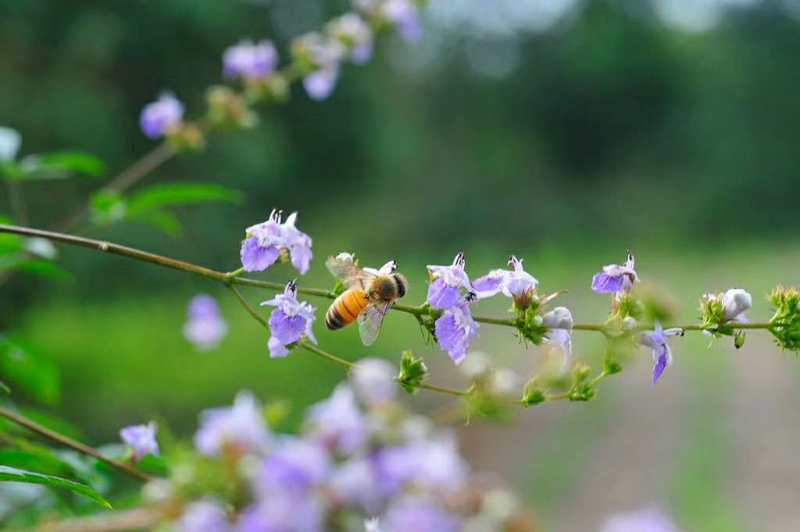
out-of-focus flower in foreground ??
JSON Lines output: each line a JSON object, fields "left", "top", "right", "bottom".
{"left": 0, "top": 126, "right": 21, "bottom": 162}
{"left": 601, "top": 506, "right": 682, "bottom": 532}
{"left": 183, "top": 294, "right": 228, "bottom": 350}
{"left": 194, "top": 391, "right": 271, "bottom": 457}
{"left": 119, "top": 421, "right": 159, "bottom": 462}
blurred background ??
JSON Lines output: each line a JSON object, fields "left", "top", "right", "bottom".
{"left": 2, "top": 0, "right": 800, "bottom": 530}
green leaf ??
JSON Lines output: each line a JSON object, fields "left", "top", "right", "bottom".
{"left": 0, "top": 466, "right": 111, "bottom": 508}
{"left": 0, "top": 450, "right": 76, "bottom": 478}
{"left": 17, "top": 152, "right": 106, "bottom": 180}
{"left": 0, "top": 256, "right": 70, "bottom": 280}
{"left": 0, "top": 335, "right": 60, "bottom": 405}
{"left": 126, "top": 182, "right": 242, "bottom": 213}
{"left": 128, "top": 209, "right": 182, "bottom": 236}
{"left": 89, "top": 191, "right": 126, "bottom": 226}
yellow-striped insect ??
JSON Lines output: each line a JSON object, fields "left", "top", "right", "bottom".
{"left": 325, "top": 253, "right": 408, "bottom": 345}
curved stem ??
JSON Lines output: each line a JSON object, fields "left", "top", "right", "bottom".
{"left": 228, "top": 284, "right": 267, "bottom": 328}
{"left": 0, "top": 407, "right": 152, "bottom": 482}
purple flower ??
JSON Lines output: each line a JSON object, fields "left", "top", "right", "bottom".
{"left": 281, "top": 212, "right": 313, "bottom": 275}
{"left": 119, "top": 421, "right": 158, "bottom": 461}
{"left": 260, "top": 281, "right": 317, "bottom": 358}
{"left": 304, "top": 65, "right": 340, "bottom": 101}
{"left": 241, "top": 210, "right": 313, "bottom": 274}
{"left": 238, "top": 495, "right": 323, "bottom": 532}
{"left": 641, "top": 322, "right": 683, "bottom": 384}
{"left": 194, "top": 391, "right": 271, "bottom": 456}
{"left": 472, "top": 256, "right": 538, "bottom": 307}
{"left": 327, "top": 13, "right": 374, "bottom": 65}
{"left": 140, "top": 93, "right": 184, "bottom": 139}
{"left": 426, "top": 252, "right": 475, "bottom": 310}
{"left": 383, "top": 0, "right": 423, "bottom": 42}
{"left": 305, "top": 384, "right": 367, "bottom": 454}
{"left": 601, "top": 507, "right": 682, "bottom": 532}
{"left": 435, "top": 302, "right": 478, "bottom": 364}
{"left": 721, "top": 288, "right": 752, "bottom": 321}
{"left": 592, "top": 252, "right": 638, "bottom": 294}
{"left": 352, "top": 358, "right": 397, "bottom": 407}
{"left": 240, "top": 210, "right": 284, "bottom": 273}
{"left": 179, "top": 499, "right": 230, "bottom": 532}
{"left": 223, "top": 40, "right": 278, "bottom": 81}
{"left": 294, "top": 33, "right": 345, "bottom": 101}
{"left": 383, "top": 498, "right": 462, "bottom": 532}
{"left": 183, "top": 294, "right": 228, "bottom": 350}
{"left": 329, "top": 458, "right": 382, "bottom": 513}
{"left": 257, "top": 438, "right": 330, "bottom": 495}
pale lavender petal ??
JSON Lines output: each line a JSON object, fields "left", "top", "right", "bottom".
{"left": 427, "top": 278, "right": 463, "bottom": 310}
{"left": 140, "top": 93, "right": 184, "bottom": 139}
{"left": 179, "top": 499, "right": 230, "bottom": 532}
{"left": 240, "top": 237, "right": 280, "bottom": 272}
{"left": 304, "top": 66, "right": 339, "bottom": 101}
{"left": 120, "top": 421, "right": 159, "bottom": 460}
{"left": 592, "top": 272, "right": 624, "bottom": 294}
{"left": 471, "top": 270, "right": 505, "bottom": 299}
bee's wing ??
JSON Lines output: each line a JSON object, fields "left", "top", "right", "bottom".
{"left": 358, "top": 302, "right": 391, "bottom": 346}
{"left": 326, "top": 255, "right": 370, "bottom": 289}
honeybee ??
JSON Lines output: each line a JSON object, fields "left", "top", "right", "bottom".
{"left": 325, "top": 253, "right": 408, "bottom": 345}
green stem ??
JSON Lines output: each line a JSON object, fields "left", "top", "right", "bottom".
{"left": 228, "top": 284, "right": 267, "bottom": 328}
{"left": 0, "top": 407, "right": 153, "bottom": 482}
{"left": 0, "top": 224, "right": 778, "bottom": 335}
{"left": 298, "top": 341, "right": 355, "bottom": 369}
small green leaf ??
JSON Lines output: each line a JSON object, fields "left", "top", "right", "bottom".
{"left": 0, "top": 466, "right": 111, "bottom": 508}
{"left": 0, "top": 256, "right": 70, "bottom": 280}
{"left": 90, "top": 191, "right": 127, "bottom": 226}
{"left": 0, "top": 450, "right": 76, "bottom": 478}
{"left": 126, "top": 182, "right": 242, "bottom": 213}
{"left": 0, "top": 335, "right": 60, "bottom": 405}
{"left": 17, "top": 152, "right": 106, "bottom": 180}
{"left": 128, "top": 209, "right": 182, "bottom": 236}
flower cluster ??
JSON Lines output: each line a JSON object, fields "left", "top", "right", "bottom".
{"left": 160, "top": 363, "right": 532, "bottom": 531}
{"left": 240, "top": 210, "right": 313, "bottom": 274}
{"left": 183, "top": 294, "right": 228, "bottom": 350}
{"left": 138, "top": 0, "right": 425, "bottom": 140}
{"left": 700, "top": 288, "right": 752, "bottom": 331}
{"left": 260, "top": 281, "right": 317, "bottom": 358}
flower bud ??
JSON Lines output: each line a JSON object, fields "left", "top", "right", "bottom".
{"left": 166, "top": 122, "right": 205, "bottom": 152}
{"left": 722, "top": 288, "right": 752, "bottom": 321}
{"left": 542, "top": 306, "right": 573, "bottom": 330}
{"left": 206, "top": 86, "right": 257, "bottom": 130}
{"left": 622, "top": 316, "right": 638, "bottom": 331}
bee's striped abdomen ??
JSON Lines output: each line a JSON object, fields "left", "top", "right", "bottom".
{"left": 325, "top": 288, "right": 369, "bottom": 330}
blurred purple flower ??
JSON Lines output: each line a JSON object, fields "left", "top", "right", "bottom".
{"left": 119, "top": 421, "right": 158, "bottom": 462}
{"left": 592, "top": 251, "right": 638, "bottom": 294}
{"left": 238, "top": 494, "right": 323, "bottom": 532}
{"left": 223, "top": 40, "right": 278, "bottom": 81}
{"left": 140, "top": 93, "right": 184, "bottom": 139}
{"left": 383, "top": 0, "right": 423, "bottom": 42}
{"left": 601, "top": 506, "right": 682, "bottom": 532}
{"left": 352, "top": 358, "right": 397, "bottom": 407}
{"left": 435, "top": 302, "right": 478, "bottom": 364}
{"left": 304, "top": 65, "right": 340, "bottom": 101}
{"left": 641, "top": 322, "right": 683, "bottom": 384}
{"left": 328, "top": 13, "right": 374, "bottom": 65}
{"left": 183, "top": 294, "right": 228, "bottom": 350}
{"left": 329, "top": 458, "right": 382, "bottom": 513}
{"left": 305, "top": 384, "right": 367, "bottom": 454}
{"left": 383, "top": 498, "right": 462, "bottom": 532}
{"left": 427, "top": 252, "right": 474, "bottom": 310}
{"left": 194, "top": 391, "right": 271, "bottom": 456}
{"left": 257, "top": 438, "right": 330, "bottom": 495}
{"left": 179, "top": 499, "right": 230, "bottom": 532}
{"left": 260, "top": 281, "right": 317, "bottom": 358}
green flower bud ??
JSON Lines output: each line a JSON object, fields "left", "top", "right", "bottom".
{"left": 521, "top": 381, "right": 546, "bottom": 406}
{"left": 397, "top": 350, "right": 427, "bottom": 394}
{"left": 769, "top": 286, "right": 800, "bottom": 351}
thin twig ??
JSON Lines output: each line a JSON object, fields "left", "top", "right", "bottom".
{"left": 228, "top": 284, "right": 267, "bottom": 328}
{"left": 0, "top": 407, "right": 152, "bottom": 482}
{"left": 37, "top": 506, "right": 165, "bottom": 532}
